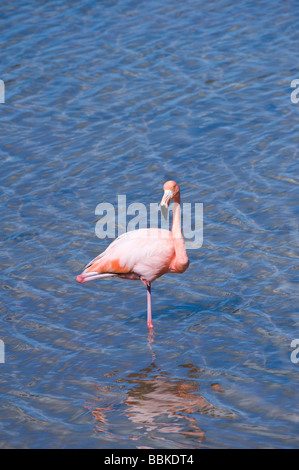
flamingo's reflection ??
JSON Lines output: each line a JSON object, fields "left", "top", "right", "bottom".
{"left": 86, "top": 349, "right": 233, "bottom": 446}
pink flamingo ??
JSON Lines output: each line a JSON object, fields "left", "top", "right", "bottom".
{"left": 76, "top": 180, "right": 189, "bottom": 329}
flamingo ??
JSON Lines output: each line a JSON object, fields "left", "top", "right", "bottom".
{"left": 76, "top": 180, "right": 189, "bottom": 330}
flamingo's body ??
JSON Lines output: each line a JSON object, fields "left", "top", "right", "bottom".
{"left": 76, "top": 181, "right": 189, "bottom": 329}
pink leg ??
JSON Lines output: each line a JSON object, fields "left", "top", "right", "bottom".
{"left": 147, "top": 282, "right": 153, "bottom": 330}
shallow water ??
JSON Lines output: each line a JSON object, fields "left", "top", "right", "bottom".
{"left": 0, "top": 0, "right": 299, "bottom": 449}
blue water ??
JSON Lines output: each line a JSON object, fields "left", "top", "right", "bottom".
{"left": 1, "top": 0, "right": 299, "bottom": 449}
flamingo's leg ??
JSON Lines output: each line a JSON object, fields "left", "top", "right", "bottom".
{"left": 146, "top": 282, "right": 153, "bottom": 330}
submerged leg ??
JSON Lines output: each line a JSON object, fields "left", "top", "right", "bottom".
{"left": 147, "top": 282, "right": 153, "bottom": 330}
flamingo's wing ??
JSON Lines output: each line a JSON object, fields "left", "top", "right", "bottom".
{"left": 83, "top": 231, "right": 128, "bottom": 269}
{"left": 77, "top": 228, "right": 174, "bottom": 283}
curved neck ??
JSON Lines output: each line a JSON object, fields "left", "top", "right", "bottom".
{"left": 171, "top": 193, "right": 189, "bottom": 272}
{"left": 171, "top": 193, "right": 182, "bottom": 238}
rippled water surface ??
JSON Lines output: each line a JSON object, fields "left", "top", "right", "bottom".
{"left": 1, "top": 0, "right": 299, "bottom": 449}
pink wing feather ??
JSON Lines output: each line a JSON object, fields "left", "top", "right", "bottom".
{"left": 76, "top": 228, "right": 175, "bottom": 283}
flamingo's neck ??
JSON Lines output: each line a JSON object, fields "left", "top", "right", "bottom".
{"left": 171, "top": 193, "right": 189, "bottom": 273}
{"left": 171, "top": 194, "right": 182, "bottom": 237}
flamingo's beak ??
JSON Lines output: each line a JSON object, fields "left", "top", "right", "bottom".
{"left": 160, "top": 190, "right": 173, "bottom": 220}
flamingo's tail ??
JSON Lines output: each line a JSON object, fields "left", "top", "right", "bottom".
{"left": 76, "top": 272, "right": 117, "bottom": 283}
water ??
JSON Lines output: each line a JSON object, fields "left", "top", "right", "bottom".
{"left": 1, "top": 0, "right": 299, "bottom": 449}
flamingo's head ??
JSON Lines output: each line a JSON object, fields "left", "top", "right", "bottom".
{"left": 160, "top": 180, "right": 180, "bottom": 220}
